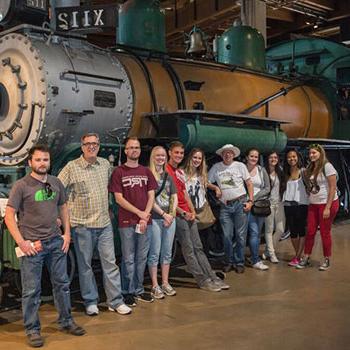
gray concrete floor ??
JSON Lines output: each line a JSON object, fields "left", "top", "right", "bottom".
{"left": 0, "top": 223, "right": 350, "bottom": 350}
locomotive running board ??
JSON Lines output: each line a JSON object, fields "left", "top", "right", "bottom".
{"left": 143, "top": 110, "right": 290, "bottom": 138}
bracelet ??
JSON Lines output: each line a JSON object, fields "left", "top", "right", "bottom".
{"left": 161, "top": 211, "right": 165, "bottom": 217}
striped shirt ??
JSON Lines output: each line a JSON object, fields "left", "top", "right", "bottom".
{"left": 58, "top": 155, "right": 112, "bottom": 228}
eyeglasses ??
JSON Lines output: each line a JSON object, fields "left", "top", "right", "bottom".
{"left": 44, "top": 182, "right": 53, "bottom": 198}
{"left": 82, "top": 142, "right": 100, "bottom": 147}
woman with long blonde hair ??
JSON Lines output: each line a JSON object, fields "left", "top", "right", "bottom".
{"left": 148, "top": 146, "right": 178, "bottom": 298}
{"left": 183, "top": 148, "right": 222, "bottom": 254}
{"left": 296, "top": 144, "right": 339, "bottom": 270}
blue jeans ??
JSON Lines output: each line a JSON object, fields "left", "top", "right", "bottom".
{"left": 71, "top": 224, "right": 123, "bottom": 308}
{"left": 219, "top": 198, "right": 248, "bottom": 266}
{"left": 20, "top": 235, "right": 73, "bottom": 335}
{"left": 247, "top": 213, "right": 265, "bottom": 264}
{"left": 119, "top": 225, "right": 151, "bottom": 295}
{"left": 148, "top": 219, "right": 176, "bottom": 266}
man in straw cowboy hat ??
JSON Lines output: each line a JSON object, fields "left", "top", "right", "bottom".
{"left": 208, "top": 144, "right": 254, "bottom": 274}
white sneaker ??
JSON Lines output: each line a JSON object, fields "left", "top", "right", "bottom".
{"left": 261, "top": 252, "right": 269, "bottom": 261}
{"left": 253, "top": 261, "right": 269, "bottom": 271}
{"left": 85, "top": 304, "right": 99, "bottom": 316}
{"left": 270, "top": 255, "right": 279, "bottom": 264}
{"left": 109, "top": 303, "right": 132, "bottom": 315}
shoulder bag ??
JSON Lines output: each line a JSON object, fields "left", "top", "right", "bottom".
{"left": 251, "top": 166, "right": 271, "bottom": 217}
{"left": 196, "top": 200, "right": 216, "bottom": 230}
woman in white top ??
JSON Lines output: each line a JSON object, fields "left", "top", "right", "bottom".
{"left": 296, "top": 144, "right": 339, "bottom": 271}
{"left": 282, "top": 149, "right": 309, "bottom": 267}
{"left": 263, "top": 151, "right": 285, "bottom": 264}
{"left": 183, "top": 148, "right": 229, "bottom": 290}
{"left": 182, "top": 149, "right": 222, "bottom": 254}
{"left": 246, "top": 149, "right": 271, "bottom": 271}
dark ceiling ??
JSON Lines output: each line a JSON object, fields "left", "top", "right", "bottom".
{"left": 84, "top": 0, "right": 350, "bottom": 54}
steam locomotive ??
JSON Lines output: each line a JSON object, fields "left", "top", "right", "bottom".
{"left": 1, "top": 0, "right": 350, "bottom": 304}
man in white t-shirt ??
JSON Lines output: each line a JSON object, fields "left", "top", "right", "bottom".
{"left": 208, "top": 144, "right": 254, "bottom": 274}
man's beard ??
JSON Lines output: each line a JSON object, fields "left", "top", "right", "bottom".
{"left": 32, "top": 166, "right": 49, "bottom": 175}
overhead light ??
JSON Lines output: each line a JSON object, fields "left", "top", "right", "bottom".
{"left": 313, "top": 23, "right": 319, "bottom": 29}
{"left": 306, "top": 21, "right": 311, "bottom": 25}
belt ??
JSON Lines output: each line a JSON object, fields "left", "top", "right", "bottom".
{"left": 226, "top": 194, "right": 246, "bottom": 206}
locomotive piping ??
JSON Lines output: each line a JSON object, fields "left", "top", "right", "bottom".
{"left": 162, "top": 58, "right": 186, "bottom": 110}
{"left": 300, "top": 86, "right": 312, "bottom": 138}
{"left": 112, "top": 45, "right": 158, "bottom": 113}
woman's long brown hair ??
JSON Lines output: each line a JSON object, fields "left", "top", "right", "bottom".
{"left": 183, "top": 148, "right": 208, "bottom": 186}
{"left": 305, "top": 144, "right": 328, "bottom": 185}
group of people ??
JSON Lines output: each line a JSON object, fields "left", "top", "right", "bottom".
{"left": 4, "top": 134, "right": 339, "bottom": 348}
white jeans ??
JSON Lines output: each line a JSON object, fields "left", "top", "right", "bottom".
{"left": 264, "top": 202, "right": 285, "bottom": 256}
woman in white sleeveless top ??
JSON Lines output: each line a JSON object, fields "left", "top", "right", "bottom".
{"left": 282, "top": 150, "right": 309, "bottom": 267}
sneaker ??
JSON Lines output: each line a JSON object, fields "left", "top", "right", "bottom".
{"left": 222, "top": 264, "right": 234, "bottom": 273}
{"left": 85, "top": 304, "right": 99, "bottom": 316}
{"left": 109, "top": 303, "right": 132, "bottom": 315}
{"left": 280, "top": 230, "right": 291, "bottom": 241}
{"left": 60, "top": 322, "right": 86, "bottom": 336}
{"left": 288, "top": 257, "right": 300, "bottom": 267}
{"left": 27, "top": 333, "right": 44, "bottom": 348}
{"left": 252, "top": 261, "right": 269, "bottom": 271}
{"left": 208, "top": 249, "right": 225, "bottom": 257}
{"left": 200, "top": 279, "right": 221, "bottom": 292}
{"left": 261, "top": 252, "right": 269, "bottom": 261}
{"left": 135, "top": 292, "right": 154, "bottom": 303}
{"left": 269, "top": 254, "right": 279, "bottom": 264}
{"left": 235, "top": 265, "right": 245, "bottom": 274}
{"left": 124, "top": 294, "right": 137, "bottom": 307}
{"left": 215, "top": 271, "right": 226, "bottom": 280}
{"left": 161, "top": 283, "right": 176, "bottom": 296}
{"left": 212, "top": 278, "right": 230, "bottom": 290}
{"left": 319, "top": 258, "right": 330, "bottom": 271}
{"left": 296, "top": 257, "right": 311, "bottom": 269}
{"left": 151, "top": 286, "right": 165, "bottom": 299}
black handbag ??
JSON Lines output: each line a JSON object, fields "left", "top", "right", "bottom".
{"left": 251, "top": 199, "right": 271, "bottom": 217}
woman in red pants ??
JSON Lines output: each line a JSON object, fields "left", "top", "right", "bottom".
{"left": 296, "top": 144, "right": 339, "bottom": 271}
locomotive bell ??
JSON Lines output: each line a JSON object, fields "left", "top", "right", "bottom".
{"left": 186, "top": 26, "right": 207, "bottom": 56}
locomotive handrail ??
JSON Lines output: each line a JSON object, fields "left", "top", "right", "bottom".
{"left": 240, "top": 82, "right": 305, "bottom": 116}
{"left": 60, "top": 70, "right": 125, "bottom": 85}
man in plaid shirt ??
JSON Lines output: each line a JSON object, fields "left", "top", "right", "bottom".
{"left": 58, "top": 133, "right": 132, "bottom": 316}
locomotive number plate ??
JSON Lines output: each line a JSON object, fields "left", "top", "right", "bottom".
{"left": 26, "top": 0, "right": 47, "bottom": 11}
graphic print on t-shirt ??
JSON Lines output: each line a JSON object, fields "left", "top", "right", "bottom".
{"left": 218, "top": 171, "right": 237, "bottom": 189}
{"left": 186, "top": 177, "right": 205, "bottom": 210}
{"left": 122, "top": 175, "right": 149, "bottom": 188}
{"left": 34, "top": 189, "right": 57, "bottom": 202}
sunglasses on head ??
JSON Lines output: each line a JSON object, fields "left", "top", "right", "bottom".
{"left": 44, "top": 182, "right": 53, "bottom": 197}
{"left": 308, "top": 143, "right": 322, "bottom": 150}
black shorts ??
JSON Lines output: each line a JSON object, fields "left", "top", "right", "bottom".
{"left": 284, "top": 204, "right": 308, "bottom": 238}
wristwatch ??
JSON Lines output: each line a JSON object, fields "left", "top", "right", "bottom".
{"left": 247, "top": 199, "right": 253, "bottom": 203}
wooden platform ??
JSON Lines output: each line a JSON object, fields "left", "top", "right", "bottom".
{"left": 1, "top": 223, "right": 350, "bottom": 350}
